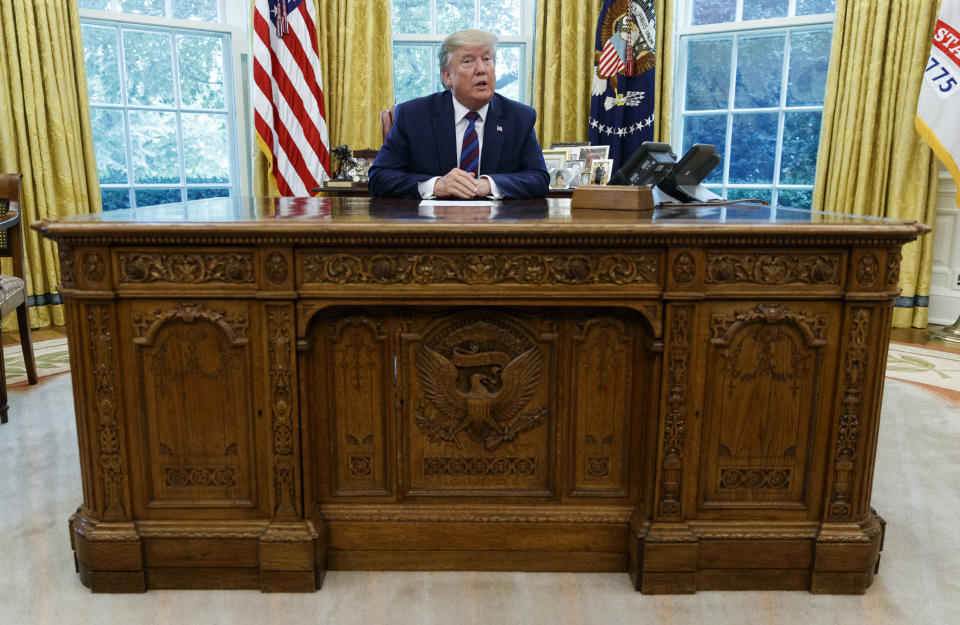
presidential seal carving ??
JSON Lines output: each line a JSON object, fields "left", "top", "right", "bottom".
{"left": 415, "top": 319, "right": 546, "bottom": 451}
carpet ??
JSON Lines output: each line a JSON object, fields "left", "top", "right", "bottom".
{"left": 886, "top": 341, "right": 960, "bottom": 403}
{"left": 3, "top": 337, "right": 71, "bottom": 386}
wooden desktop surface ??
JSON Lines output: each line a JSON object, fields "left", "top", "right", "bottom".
{"left": 35, "top": 196, "right": 927, "bottom": 594}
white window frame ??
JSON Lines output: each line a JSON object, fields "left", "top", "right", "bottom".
{"left": 671, "top": 1, "right": 835, "bottom": 209}
{"left": 79, "top": 1, "right": 250, "bottom": 211}
{"left": 390, "top": 0, "right": 537, "bottom": 104}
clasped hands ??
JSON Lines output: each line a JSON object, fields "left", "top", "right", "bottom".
{"left": 432, "top": 168, "right": 491, "bottom": 198}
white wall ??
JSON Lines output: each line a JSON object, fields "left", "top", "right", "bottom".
{"left": 930, "top": 164, "right": 960, "bottom": 326}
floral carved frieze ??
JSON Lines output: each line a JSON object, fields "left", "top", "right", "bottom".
{"left": 719, "top": 468, "right": 791, "bottom": 490}
{"left": 856, "top": 254, "right": 879, "bottom": 287}
{"left": 424, "top": 457, "right": 536, "bottom": 477}
{"left": 164, "top": 467, "right": 236, "bottom": 488}
{"left": 82, "top": 252, "right": 107, "bottom": 286}
{"left": 267, "top": 305, "right": 297, "bottom": 518}
{"left": 885, "top": 248, "right": 901, "bottom": 288}
{"left": 88, "top": 304, "right": 126, "bottom": 519}
{"left": 659, "top": 306, "right": 692, "bottom": 518}
{"left": 265, "top": 252, "right": 288, "bottom": 284}
{"left": 118, "top": 252, "right": 254, "bottom": 284}
{"left": 301, "top": 252, "right": 659, "bottom": 286}
{"left": 705, "top": 253, "right": 841, "bottom": 286}
{"left": 132, "top": 302, "right": 249, "bottom": 347}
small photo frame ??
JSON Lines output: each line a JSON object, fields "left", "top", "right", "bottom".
{"left": 541, "top": 149, "right": 568, "bottom": 172}
{"left": 579, "top": 171, "right": 592, "bottom": 186}
{"left": 549, "top": 167, "right": 571, "bottom": 189}
{"left": 565, "top": 159, "right": 585, "bottom": 187}
{"left": 577, "top": 145, "right": 610, "bottom": 170}
{"left": 589, "top": 158, "right": 614, "bottom": 185}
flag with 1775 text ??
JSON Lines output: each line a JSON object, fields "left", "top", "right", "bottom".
{"left": 588, "top": 0, "right": 656, "bottom": 172}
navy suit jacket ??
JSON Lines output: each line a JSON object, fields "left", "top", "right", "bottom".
{"left": 368, "top": 91, "right": 549, "bottom": 199}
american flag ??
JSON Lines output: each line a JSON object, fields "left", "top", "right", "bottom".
{"left": 253, "top": 0, "right": 330, "bottom": 196}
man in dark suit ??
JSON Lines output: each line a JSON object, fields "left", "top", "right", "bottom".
{"left": 369, "top": 29, "right": 549, "bottom": 199}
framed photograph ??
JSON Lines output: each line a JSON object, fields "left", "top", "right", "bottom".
{"left": 549, "top": 167, "right": 571, "bottom": 189}
{"left": 541, "top": 149, "right": 568, "bottom": 172}
{"left": 589, "top": 158, "right": 614, "bottom": 185}
{"left": 565, "top": 159, "right": 585, "bottom": 187}
{"left": 577, "top": 145, "right": 610, "bottom": 170}
{"left": 579, "top": 171, "right": 592, "bottom": 186}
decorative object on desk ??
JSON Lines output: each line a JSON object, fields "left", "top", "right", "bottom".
{"left": 549, "top": 167, "right": 571, "bottom": 189}
{"left": 331, "top": 144, "right": 354, "bottom": 180}
{"left": 571, "top": 184, "right": 653, "bottom": 211}
{"left": 565, "top": 159, "right": 585, "bottom": 187}
{"left": 580, "top": 171, "right": 592, "bottom": 186}
{"left": 541, "top": 149, "right": 567, "bottom": 173}
{"left": 589, "top": 158, "right": 613, "bottom": 185}
{"left": 577, "top": 145, "right": 609, "bottom": 170}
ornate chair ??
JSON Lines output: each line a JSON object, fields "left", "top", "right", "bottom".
{"left": 0, "top": 174, "right": 38, "bottom": 424}
{"left": 380, "top": 105, "right": 396, "bottom": 142}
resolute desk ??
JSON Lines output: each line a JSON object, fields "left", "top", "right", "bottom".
{"left": 34, "top": 197, "right": 927, "bottom": 594}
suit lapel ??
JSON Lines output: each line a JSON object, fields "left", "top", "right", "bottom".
{"left": 432, "top": 92, "right": 457, "bottom": 172}
{"left": 480, "top": 96, "right": 503, "bottom": 175}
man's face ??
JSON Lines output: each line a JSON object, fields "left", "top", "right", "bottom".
{"left": 442, "top": 44, "right": 496, "bottom": 110}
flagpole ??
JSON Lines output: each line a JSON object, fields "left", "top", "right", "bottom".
{"left": 931, "top": 312, "right": 960, "bottom": 344}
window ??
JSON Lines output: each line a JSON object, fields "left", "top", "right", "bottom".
{"left": 673, "top": 0, "right": 836, "bottom": 209}
{"left": 390, "top": 0, "right": 536, "bottom": 105}
{"left": 79, "top": 0, "right": 247, "bottom": 211}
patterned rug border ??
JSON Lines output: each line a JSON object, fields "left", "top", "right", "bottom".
{"left": 5, "top": 337, "right": 71, "bottom": 387}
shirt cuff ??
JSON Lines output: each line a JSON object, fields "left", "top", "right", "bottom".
{"left": 482, "top": 175, "right": 503, "bottom": 199}
{"left": 418, "top": 177, "right": 440, "bottom": 199}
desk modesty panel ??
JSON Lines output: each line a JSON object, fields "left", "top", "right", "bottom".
{"left": 34, "top": 197, "right": 927, "bottom": 594}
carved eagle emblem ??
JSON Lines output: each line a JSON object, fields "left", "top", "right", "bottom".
{"left": 416, "top": 340, "right": 545, "bottom": 451}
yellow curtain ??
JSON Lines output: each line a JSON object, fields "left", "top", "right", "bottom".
{"left": 253, "top": 0, "right": 393, "bottom": 196}
{"left": 812, "top": 0, "right": 941, "bottom": 328}
{"left": 0, "top": 0, "right": 100, "bottom": 330}
{"left": 532, "top": 0, "right": 675, "bottom": 147}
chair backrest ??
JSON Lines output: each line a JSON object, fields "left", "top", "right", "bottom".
{"left": 0, "top": 173, "right": 23, "bottom": 261}
{"left": 380, "top": 105, "right": 396, "bottom": 143}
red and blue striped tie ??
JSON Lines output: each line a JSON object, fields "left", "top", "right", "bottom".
{"left": 459, "top": 111, "right": 480, "bottom": 175}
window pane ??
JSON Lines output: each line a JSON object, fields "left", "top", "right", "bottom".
{"left": 129, "top": 110, "right": 179, "bottom": 184}
{"left": 187, "top": 187, "right": 230, "bottom": 200}
{"left": 787, "top": 30, "right": 831, "bottom": 106}
{"left": 118, "top": 0, "right": 164, "bottom": 17}
{"left": 686, "top": 39, "right": 731, "bottom": 110}
{"left": 172, "top": 0, "right": 218, "bottom": 21}
{"left": 495, "top": 45, "right": 520, "bottom": 102}
{"left": 90, "top": 108, "right": 128, "bottom": 184}
{"left": 480, "top": 0, "right": 520, "bottom": 36}
{"left": 797, "top": 0, "right": 835, "bottom": 16}
{"left": 777, "top": 188, "right": 814, "bottom": 208}
{"left": 177, "top": 34, "right": 225, "bottom": 109}
{"left": 779, "top": 111, "right": 822, "bottom": 184}
{"left": 729, "top": 112, "right": 778, "bottom": 183}
{"left": 136, "top": 188, "right": 182, "bottom": 207}
{"left": 392, "top": 0, "right": 430, "bottom": 34}
{"left": 100, "top": 188, "right": 131, "bottom": 211}
{"left": 124, "top": 30, "right": 175, "bottom": 106}
{"left": 735, "top": 35, "right": 784, "bottom": 108}
{"left": 80, "top": 0, "right": 113, "bottom": 9}
{"left": 437, "top": 0, "right": 473, "bottom": 34}
{"left": 726, "top": 188, "right": 772, "bottom": 204}
{"left": 182, "top": 113, "right": 229, "bottom": 183}
{"left": 393, "top": 44, "right": 435, "bottom": 103}
{"left": 682, "top": 114, "right": 727, "bottom": 184}
{"left": 692, "top": 0, "right": 735, "bottom": 26}
{"left": 743, "top": 0, "right": 788, "bottom": 21}
{"left": 82, "top": 25, "right": 122, "bottom": 104}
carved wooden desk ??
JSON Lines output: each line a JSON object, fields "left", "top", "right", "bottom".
{"left": 34, "top": 197, "right": 927, "bottom": 594}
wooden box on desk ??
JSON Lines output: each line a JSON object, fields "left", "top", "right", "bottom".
{"left": 571, "top": 184, "right": 653, "bottom": 211}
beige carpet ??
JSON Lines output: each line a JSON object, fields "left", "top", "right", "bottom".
{"left": 1, "top": 372, "right": 958, "bottom": 624}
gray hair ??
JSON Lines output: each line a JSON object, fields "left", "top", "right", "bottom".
{"left": 439, "top": 29, "right": 498, "bottom": 88}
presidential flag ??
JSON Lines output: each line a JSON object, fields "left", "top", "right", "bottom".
{"left": 917, "top": 2, "right": 960, "bottom": 207}
{"left": 588, "top": 0, "right": 656, "bottom": 172}
{"left": 253, "top": 0, "right": 330, "bottom": 196}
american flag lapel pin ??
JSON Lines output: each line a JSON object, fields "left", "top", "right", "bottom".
{"left": 497, "top": 125, "right": 503, "bottom": 132}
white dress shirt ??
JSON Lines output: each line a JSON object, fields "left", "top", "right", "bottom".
{"left": 418, "top": 97, "right": 502, "bottom": 199}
